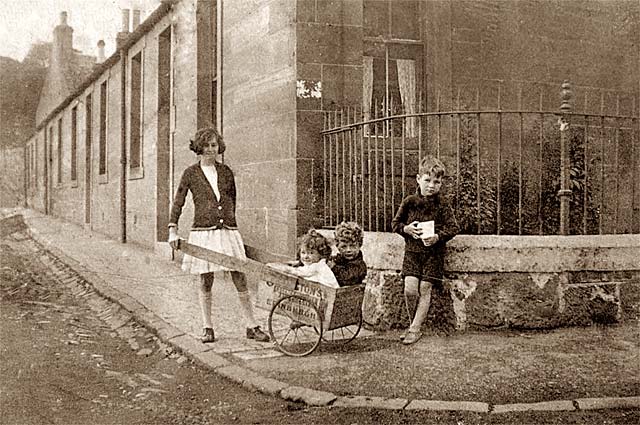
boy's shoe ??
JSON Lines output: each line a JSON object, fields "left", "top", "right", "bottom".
{"left": 246, "top": 326, "right": 270, "bottom": 342}
{"left": 402, "top": 331, "right": 422, "bottom": 345}
{"left": 201, "top": 327, "right": 215, "bottom": 343}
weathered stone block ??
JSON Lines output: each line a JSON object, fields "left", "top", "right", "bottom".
{"left": 296, "top": 0, "right": 316, "bottom": 23}
{"left": 560, "top": 282, "right": 620, "bottom": 326}
{"left": 362, "top": 270, "right": 457, "bottom": 331}
{"left": 362, "top": 270, "right": 407, "bottom": 330}
{"left": 296, "top": 24, "right": 363, "bottom": 66}
{"left": 332, "top": 396, "right": 408, "bottom": 410}
{"left": 426, "top": 280, "right": 457, "bottom": 332}
{"left": 280, "top": 386, "right": 337, "bottom": 406}
{"left": 322, "top": 64, "right": 363, "bottom": 108}
{"left": 316, "top": 0, "right": 362, "bottom": 26}
{"left": 459, "top": 272, "right": 563, "bottom": 329}
{"left": 619, "top": 280, "right": 640, "bottom": 321}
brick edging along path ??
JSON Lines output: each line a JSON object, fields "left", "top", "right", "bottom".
{"left": 16, "top": 220, "right": 640, "bottom": 414}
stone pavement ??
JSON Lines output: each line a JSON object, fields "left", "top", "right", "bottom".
{"left": 2, "top": 208, "right": 639, "bottom": 414}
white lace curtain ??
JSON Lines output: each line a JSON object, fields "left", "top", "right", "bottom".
{"left": 363, "top": 56, "right": 416, "bottom": 136}
{"left": 396, "top": 59, "right": 416, "bottom": 136}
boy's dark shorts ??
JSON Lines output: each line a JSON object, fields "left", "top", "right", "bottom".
{"left": 401, "top": 250, "right": 444, "bottom": 288}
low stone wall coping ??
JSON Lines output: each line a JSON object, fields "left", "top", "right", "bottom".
{"left": 318, "top": 230, "right": 640, "bottom": 273}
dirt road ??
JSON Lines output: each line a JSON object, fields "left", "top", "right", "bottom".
{"left": 1, "top": 233, "right": 638, "bottom": 425}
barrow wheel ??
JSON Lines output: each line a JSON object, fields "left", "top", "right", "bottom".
{"left": 321, "top": 310, "right": 362, "bottom": 344}
{"left": 268, "top": 295, "right": 323, "bottom": 357}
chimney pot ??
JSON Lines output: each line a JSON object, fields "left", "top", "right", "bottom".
{"left": 121, "top": 9, "right": 130, "bottom": 32}
{"left": 96, "top": 40, "right": 106, "bottom": 63}
{"left": 132, "top": 9, "right": 141, "bottom": 30}
{"left": 60, "top": 11, "right": 68, "bottom": 25}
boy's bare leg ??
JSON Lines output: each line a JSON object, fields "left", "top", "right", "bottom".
{"left": 199, "top": 272, "right": 215, "bottom": 329}
{"left": 408, "top": 280, "right": 432, "bottom": 333}
{"left": 404, "top": 276, "right": 419, "bottom": 328}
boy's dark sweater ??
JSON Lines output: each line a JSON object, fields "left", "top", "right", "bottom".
{"left": 391, "top": 191, "right": 458, "bottom": 254}
{"left": 330, "top": 252, "right": 367, "bottom": 287}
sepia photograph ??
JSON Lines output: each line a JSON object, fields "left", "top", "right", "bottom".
{"left": 0, "top": 0, "right": 638, "bottom": 424}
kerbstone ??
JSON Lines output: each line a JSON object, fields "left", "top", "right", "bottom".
{"left": 242, "top": 376, "right": 289, "bottom": 397}
{"left": 280, "top": 386, "right": 337, "bottom": 406}
{"left": 333, "top": 396, "right": 409, "bottom": 410}
{"left": 155, "top": 324, "right": 184, "bottom": 341}
{"left": 192, "top": 350, "right": 231, "bottom": 370}
{"left": 117, "top": 295, "right": 147, "bottom": 313}
{"left": 169, "top": 334, "right": 211, "bottom": 354}
{"left": 492, "top": 400, "right": 575, "bottom": 413}
{"left": 576, "top": 396, "right": 640, "bottom": 410}
{"left": 405, "top": 400, "right": 489, "bottom": 412}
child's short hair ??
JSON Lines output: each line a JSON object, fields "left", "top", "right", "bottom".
{"left": 418, "top": 155, "right": 446, "bottom": 178}
{"left": 298, "top": 229, "right": 332, "bottom": 260}
{"left": 334, "top": 221, "right": 363, "bottom": 247}
{"left": 189, "top": 126, "right": 226, "bottom": 155}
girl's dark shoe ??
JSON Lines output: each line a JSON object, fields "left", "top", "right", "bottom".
{"left": 201, "top": 327, "right": 215, "bottom": 343}
{"left": 246, "top": 326, "right": 270, "bottom": 342}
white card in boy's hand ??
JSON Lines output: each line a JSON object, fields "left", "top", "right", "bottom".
{"left": 416, "top": 221, "right": 435, "bottom": 239}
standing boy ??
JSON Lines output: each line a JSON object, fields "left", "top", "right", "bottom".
{"left": 391, "top": 156, "right": 459, "bottom": 345}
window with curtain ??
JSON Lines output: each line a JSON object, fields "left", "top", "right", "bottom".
{"left": 363, "top": 55, "right": 418, "bottom": 136}
{"left": 362, "top": 0, "right": 422, "bottom": 137}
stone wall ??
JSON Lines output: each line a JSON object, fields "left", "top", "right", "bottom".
{"left": 222, "top": 0, "right": 298, "bottom": 261}
{"left": 319, "top": 230, "right": 640, "bottom": 331}
{"left": 0, "top": 147, "right": 25, "bottom": 208}
{"left": 294, "top": 0, "right": 364, "bottom": 236}
{"left": 425, "top": 0, "right": 639, "bottom": 112}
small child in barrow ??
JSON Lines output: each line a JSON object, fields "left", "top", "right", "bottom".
{"left": 267, "top": 229, "right": 339, "bottom": 288}
{"left": 328, "top": 221, "right": 367, "bottom": 287}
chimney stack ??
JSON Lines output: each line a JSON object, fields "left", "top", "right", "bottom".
{"left": 96, "top": 40, "right": 106, "bottom": 63}
{"left": 117, "top": 8, "right": 131, "bottom": 49}
{"left": 132, "top": 9, "right": 141, "bottom": 30}
{"left": 121, "top": 8, "right": 130, "bottom": 32}
{"left": 53, "top": 11, "right": 73, "bottom": 63}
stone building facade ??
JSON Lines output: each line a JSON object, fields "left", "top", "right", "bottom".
{"left": 10, "top": 0, "right": 639, "bottom": 254}
{"left": 4, "top": 0, "right": 638, "bottom": 330}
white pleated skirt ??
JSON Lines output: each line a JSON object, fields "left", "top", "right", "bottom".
{"left": 181, "top": 228, "right": 247, "bottom": 275}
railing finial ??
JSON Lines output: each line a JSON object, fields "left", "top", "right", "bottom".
{"left": 560, "top": 80, "right": 573, "bottom": 113}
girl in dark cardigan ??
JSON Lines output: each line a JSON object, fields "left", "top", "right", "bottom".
{"left": 168, "top": 127, "right": 269, "bottom": 343}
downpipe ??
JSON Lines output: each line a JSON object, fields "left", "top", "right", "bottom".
{"left": 120, "top": 50, "right": 127, "bottom": 243}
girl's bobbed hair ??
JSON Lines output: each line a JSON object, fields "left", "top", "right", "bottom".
{"left": 298, "top": 229, "right": 332, "bottom": 260}
{"left": 189, "top": 126, "right": 226, "bottom": 155}
{"left": 335, "top": 221, "right": 364, "bottom": 247}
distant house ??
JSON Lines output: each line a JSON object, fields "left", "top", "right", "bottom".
{"left": 36, "top": 12, "right": 97, "bottom": 126}
{"left": 8, "top": 0, "right": 639, "bottom": 262}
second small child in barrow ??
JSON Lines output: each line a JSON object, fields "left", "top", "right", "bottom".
{"left": 328, "top": 221, "right": 368, "bottom": 287}
{"left": 268, "top": 229, "right": 339, "bottom": 288}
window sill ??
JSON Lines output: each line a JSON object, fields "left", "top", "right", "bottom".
{"left": 98, "top": 173, "right": 108, "bottom": 184}
{"left": 70, "top": 179, "right": 79, "bottom": 188}
{"left": 129, "top": 166, "right": 144, "bottom": 180}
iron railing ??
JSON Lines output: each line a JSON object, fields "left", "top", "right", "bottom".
{"left": 321, "top": 83, "right": 639, "bottom": 235}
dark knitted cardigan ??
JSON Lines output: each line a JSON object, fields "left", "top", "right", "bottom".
{"left": 169, "top": 161, "right": 238, "bottom": 230}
